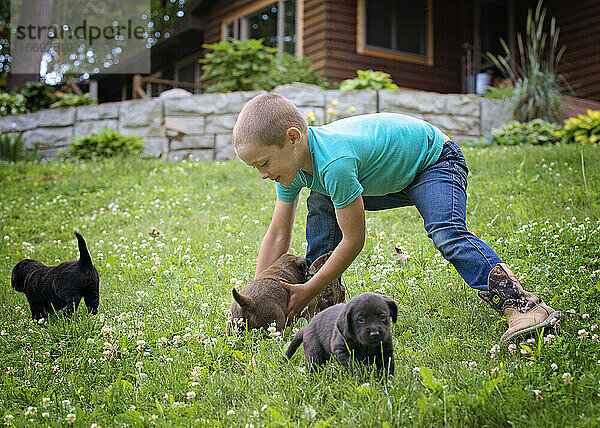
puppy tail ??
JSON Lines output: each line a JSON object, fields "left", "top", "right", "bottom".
{"left": 284, "top": 328, "right": 304, "bottom": 360}
{"left": 75, "top": 232, "right": 93, "bottom": 269}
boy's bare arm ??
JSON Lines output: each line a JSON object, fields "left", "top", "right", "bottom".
{"left": 255, "top": 197, "right": 299, "bottom": 277}
{"left": 284, "top": 195, "right": 366, "bottom": 317}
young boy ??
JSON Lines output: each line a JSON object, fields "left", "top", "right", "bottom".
{"left": 232, "top": 93, "right": 558, "bottom": 342}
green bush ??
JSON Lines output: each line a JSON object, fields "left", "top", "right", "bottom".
{"left": 271, "top": 53, "right": 333, "bottom": 88}
{"left": 51, "top": 93, "right": 98, "bottom": 108}
{"left": 0, "top": 93, "right": 27, "bottom": 116}
{"left": 489, "top": 119, "right": 561, "bottom": 146}
{"left": 339, "top": 70, "right": 399, "bottom": 91}
{"left": 200, "top": 39, "right": 279, "bottom": 93}
{"left": 0, "top": 130, "right": 39, "bottom": 161}
{"left": 67, "top": 127, "right": 145, "bottom": 159}
{"left": 487, "top": 1, "right": 565, "bottom": 122}
{"left": 556, "top": 110, "right": 600, "bottom": 144}
{"left": 482, "top": 86, "right": 515, "bottom": 100}
{"left": 11, "top": 81, "right": 57, "bottom": 112}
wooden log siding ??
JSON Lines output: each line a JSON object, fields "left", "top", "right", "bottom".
{"left": 322, "top": 0, "right": 464, "bottom": 93}
{"left": 548, "top": 0, "right": 600, "bottom": 101}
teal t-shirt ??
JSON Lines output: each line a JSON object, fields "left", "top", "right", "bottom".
{"left": 276, "top": 113, "right": 445, "bottom": 209}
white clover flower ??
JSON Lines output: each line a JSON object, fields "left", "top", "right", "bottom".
{"left": 135, "top": 361, "right": 143, "bottom": 370}
{"left": 562, "top": 372, "right": 573, "bottom": 384}
{"left": 489, "top": 344, "right": 501, "bottom": 359}
{"left": 578, "top": 329, "right": 589, "bottom": 339}
{"left": 508, "top": 343, "right": 517, "bottom": 354}
{"left": 186, "top": 391, "right": 196, "bottom": 400}
{"left": 468, "top": 361, "right": 478, "bottom": 371}
{"left": 592, "top": 334, "right": 599, "bottom": 341}
{"left": 86, "top": 338, "right": 94, "bottom": 344}
{"left": 551, "top": 363, "right": 558, "bottom": 370}
{"left": 582, "top": 313, "right": 589, "bottom": 319}
{"left": 491, "top": 366, "right": 500, "bottom": 374}
{"left": 24, "top": 406, "right": 37, "bottom": 416}
{"left": 136, "top": 340, "right": 146, "bottom": 351}
{"left": 227, "top": 410, "right": 235, "bottom": 416}
{"left": 42, "top": 412, "right": 49, "bottom": 418}
{"left": 411, "top": 366, "right": 421, "bottom": 379}
{"left": 526, "top": 338, "right": 535, "bottom": 344}
{"left": 532, "top": 389, "right": 543, "bottom": 400}
{"left": 66, "top": 413, "right": 76, "bottom": 425}
{"left": 4, "top": 415, "right": 14, "bottom": 426}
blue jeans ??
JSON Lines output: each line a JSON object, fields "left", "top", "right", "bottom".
{"left": 305, "top": 141, "right": 502, "bottom": 291}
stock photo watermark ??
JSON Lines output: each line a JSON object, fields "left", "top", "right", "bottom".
{"left": 10, "top": 0, "right": 151, "bottom": 75}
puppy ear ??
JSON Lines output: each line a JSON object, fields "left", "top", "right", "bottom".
{"left": 384, "top": 296, "right": 398, "bottom": 323}
{"left": 232, "top": 288, "right": 251, "bottom": 309}
{"left": 336, "top": 303, "right": 352, "bottom": 338}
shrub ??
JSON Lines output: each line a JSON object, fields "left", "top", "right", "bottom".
{"left": 489, "top": 119, "right": 561, "bottom": 146}
{"left": 482, "top": 86, "right": 515, "bottom": 100}
{"left": 11, "top": 81, "right": 57, "bottom": 112}
{"left": 339, "top": 70, "right": 399, "bottom": 91}
{"left": 67, "top": 127, "right": 145, "bottom": 159}
{"left": 51, "top": 93, "right": 98, "bottom": 108}
{"left": 0, "top": 93, "right": 27, "bottom": 116}
{"left": 0, "top": 130, "right": 39, "bottom": 161}
{"left": 271, "top": 53, "right": 333, "bottom": 88}
{"left": 556, "top": 110, "right": 600, "bottom": 145}
{"left": 200, "top": 39, "right": 279, "bottom": 93}
{"left": 487, "top": 0, "right": 566, "bottom": 122}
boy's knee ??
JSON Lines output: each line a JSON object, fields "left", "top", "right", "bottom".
{"left": 427, "top": 223, "right": 469, "bottom": 255}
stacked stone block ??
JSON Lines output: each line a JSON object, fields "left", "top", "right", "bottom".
{"left": 0, "top": 84, "right": 512, "bottom": 160}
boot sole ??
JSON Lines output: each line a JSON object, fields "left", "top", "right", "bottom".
{"left": 502, "top": 311, "right": 561, "bottom": 342}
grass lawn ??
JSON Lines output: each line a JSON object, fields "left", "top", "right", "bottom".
{"left": 0, "top": 143, "right": 599, "bottom": 427}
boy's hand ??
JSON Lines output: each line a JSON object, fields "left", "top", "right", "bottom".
{"left": 281, "top": 281, "right": 317, "bottom": 318}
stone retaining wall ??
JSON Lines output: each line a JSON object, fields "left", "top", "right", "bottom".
{"left": 0, "top": 83, "right": 512, "bottom": 160}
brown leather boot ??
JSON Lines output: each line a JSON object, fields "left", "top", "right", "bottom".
{"left": 479, "top": 263, "right": 560, "bottom": 342}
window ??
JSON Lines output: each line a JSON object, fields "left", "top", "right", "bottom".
{"left": 222, "top": 0, "right": 297, "bottom": 55}
{"left": 357, "top": 0, "right": 433, "bottom": 65}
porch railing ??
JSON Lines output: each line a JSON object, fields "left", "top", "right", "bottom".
{"left": 132, "top": 74, "right": 208, "bottom": 99}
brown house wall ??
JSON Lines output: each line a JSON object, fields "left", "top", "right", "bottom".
{"left": 199, "top": 0, "right": 599, "bottom": 100}
{"left": 306, "top": 0, "right": 470, "bottom": 93}
{"left": 547, "top": 0, "right": 600, "bottom": 101}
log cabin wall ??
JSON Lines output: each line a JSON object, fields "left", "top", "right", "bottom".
{"left": 312, "top": 0, "right": 469, "bottom": 93}
{"left": 547, "top": 0, "right": 600, "bottom": 101}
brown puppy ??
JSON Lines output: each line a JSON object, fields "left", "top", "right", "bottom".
{"left": 284, "top": 292, "right": 397, "bottom": 376}
{"left": 226, "top": 253, "right": 308, "bottom": 334}
{"left": 303, "top": 252, "right": 346, "bottom": 318}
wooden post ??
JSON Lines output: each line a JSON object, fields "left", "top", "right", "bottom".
{"left": 132, "top": 74, "right": 147, "bottom": 99}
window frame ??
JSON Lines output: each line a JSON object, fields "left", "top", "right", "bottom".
{"left": 220, "top": 0, "right": 303, "bottom": 57}
{"left": 356, "top": 0, "right": 434, "bottom": 66}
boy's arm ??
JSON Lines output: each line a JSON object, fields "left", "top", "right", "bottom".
{"left": 255, "top": 196, "right": 299, "bottom": 277}
{"left": 284, "top": 195, "right": 365, "bottom": 317}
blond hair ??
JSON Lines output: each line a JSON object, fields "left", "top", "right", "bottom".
{"left": 232, "top": 94, "right": 308, "bottom": 151}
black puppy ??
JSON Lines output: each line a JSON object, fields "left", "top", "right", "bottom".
{"left": 11, "top": 232, "right": 100, "bottom": 320}
{"left": 284, "top": 292, "right": 397, "bottom": 375}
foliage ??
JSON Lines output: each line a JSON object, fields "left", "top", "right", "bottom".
{"left": 489, "top": 119, "right": 561, "bottom": 146}
{"left": 10, "top": 82, "right": 57, "bottom": 112}
{"left": 50, "top": 93, "right": 98, "bottom": 108}
{"left": 0, "top": 93, "right": 27, "bottom": 117}
{"left": 556, "top": 110, "right": 600, "bottom": 145}
{"left": 271, "top": 53, "right": 333, "bottom": 89}
{"left": 0, "top": 130, "right": 38, "bottom": 161}
{"left": 482, "top": 85, "right": 515, "bottom": 100}
{"left": 486, "top": 0, "right": 565, "bottom": 122}
{"left": 200, "top": 39, "right": 279, "bottom": 93}
{"left": 0, "top": 144, "right": 599, "bottom": 425}
{"left": 200, "top": 39, "right": 332, "bottom": 93}
{"left": 67, "top": 127, "right": 145, "bottom": 159}
{"left": 339, "top": 70, "right": 399, "bottom": 91}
